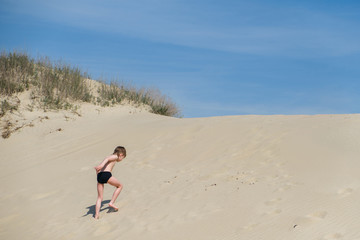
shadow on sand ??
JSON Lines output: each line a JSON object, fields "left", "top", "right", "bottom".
{"left": 83, "top": 200, "right": 118, "bottom": 218}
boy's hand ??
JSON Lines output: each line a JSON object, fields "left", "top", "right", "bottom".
{"left": 94, "top": 166, "right": 102, "bottom": 174}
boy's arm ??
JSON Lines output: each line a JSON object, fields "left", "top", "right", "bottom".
{"left": 94, "top": 155, "right": 117, "bottom": 173}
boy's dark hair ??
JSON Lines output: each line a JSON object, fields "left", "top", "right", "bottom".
{"left": 113, "top": 146, "right": 126, "bottom": 157}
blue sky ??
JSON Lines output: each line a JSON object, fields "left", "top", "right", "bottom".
{"left": 1, "top": 0, "right": 360, "bottom": 117}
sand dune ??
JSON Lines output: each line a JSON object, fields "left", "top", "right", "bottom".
{"left": 1, "top": 106, "right": 359, "bottom": 240}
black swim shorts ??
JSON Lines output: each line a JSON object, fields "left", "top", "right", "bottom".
{"left": 97, "top": 171, "right": 112, "bottom": 184}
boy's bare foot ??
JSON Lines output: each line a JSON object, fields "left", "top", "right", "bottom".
{"left": 109, "top": 203, "right": 119, "bottom": 211}
{"left": 94, "top": 215, "right": 99, "bottom": 219}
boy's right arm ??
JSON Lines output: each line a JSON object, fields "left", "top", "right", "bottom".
{"left": 94, "top": 155, "right": 117, "bottom": 173}
{"left": 95, "top": 158, "right": 108, "bottom": 173}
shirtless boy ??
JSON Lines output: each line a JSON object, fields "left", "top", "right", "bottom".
{"left": 94, "top": 146, "right": 126, "bottom": 219}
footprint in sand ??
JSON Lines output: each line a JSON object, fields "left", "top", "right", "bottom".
{"left": 337, "top": 187, "right": 353, "bottom": 197}
{"left": 242, "top": 222, "right": 259, "bottom": 231}
{"left": 320, "top": 233, "right": 343, "bottom": 240}
{"left": 262, "top": 198, "right": 283, "bottom": 216}
{"left": 293, "top": 211, "right": 328, "bottom": 228}
{"left": 308, "top": 211, "right": 328, "bottom": 219}
{"left": 275, "top": 181, "right": 297, "bottom": 192}
{"left": 265, "top": 209, "right": 282, "bottom": 215}
{"left": 264, "top": 197, "right": 282, "bottom": 206}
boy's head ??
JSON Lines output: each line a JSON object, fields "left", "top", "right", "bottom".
{"left": 113, "top": 146, "right": 126, "bottom": 158}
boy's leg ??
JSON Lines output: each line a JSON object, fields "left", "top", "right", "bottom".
{"left": 95, "top": 183, "right": 104, "bottom": 219}
{"left": 107, "top": 176, "right": 123, "bottom": 211}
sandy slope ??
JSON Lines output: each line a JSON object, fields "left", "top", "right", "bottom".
{"left": 1, "top": 106, "right": 360, "bottom": 240}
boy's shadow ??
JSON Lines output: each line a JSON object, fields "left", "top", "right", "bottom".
{"left": 82, "top": 200, "right": 117, "bottom": 218}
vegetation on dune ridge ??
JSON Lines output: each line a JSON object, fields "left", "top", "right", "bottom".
{"left": 0, "top": 50, "right": 181, "bottom": 119}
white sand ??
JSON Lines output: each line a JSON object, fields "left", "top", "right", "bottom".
{"left": 1, "top": 104, "right": 360, "bottom": 240}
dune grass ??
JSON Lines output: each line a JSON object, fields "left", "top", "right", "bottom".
{"left": 0, "top": 51, "right": 92, "bottom": 111}
{"left": 0, "top": 50, "right": 180, "bottom": 117}
{"left": 98, "top": 81, "right": 180, "bottom": 117}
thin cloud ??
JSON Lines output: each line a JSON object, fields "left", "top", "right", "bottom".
{"left": 3, "top": 0, "right": 360, "bottom": 57}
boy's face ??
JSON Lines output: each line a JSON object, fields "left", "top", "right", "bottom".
{"left": 118, "top": 154, "right": 125, "bottom": 161}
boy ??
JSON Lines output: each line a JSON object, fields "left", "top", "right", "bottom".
{"left": 94, "top": 146, "right": 126, "bottom": 219}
